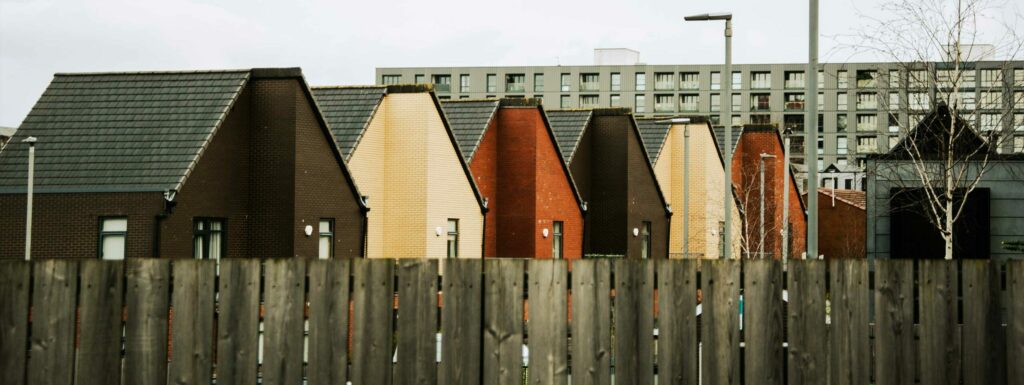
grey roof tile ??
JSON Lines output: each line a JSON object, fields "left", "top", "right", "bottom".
{"left": 545, "top": 110, "right": 593, "bottom": 162}
{"left": 635, "top": 119, "right": 672, "bottom": 164}
{"left": 439, "top": 100, "right": 499, "bottom": 162}
{"left": 310, "top": 86, "right": 387, "bottom": 160}
{"left": 713, "top": 125, "right": 744, "bottom": 156}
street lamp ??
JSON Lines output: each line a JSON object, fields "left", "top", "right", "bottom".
{"left": 759, "top": 153, "right": 777, "bottom": 259}
{"left": 685, "top": 11, "right": 734, "bottom": 259}
{"left": 806, "top": 0, "right": 820, "bottom": 258}
{"left": 658, "top": 117, "right": 691, "bottom": 257}
{"left": 22, "top": 136, "right": 37, "bottom": 261}
{"left": 782, "top": 128, "right": 793, "bottom": 263}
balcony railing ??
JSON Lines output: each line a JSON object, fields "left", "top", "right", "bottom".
{"left": 579, "top": 82, "right": 599, "bottom": 92}
{"left": 785, "top": 101, "right": 805, "bottom": 110}
{"left": 434, "top": 83, "right": 451, "bottom": 93}
{"left": 857, "top": 145, "right": 878, "bottom": 154}
{"left": 506, "top": 84, "right": 525, "bottom": 93}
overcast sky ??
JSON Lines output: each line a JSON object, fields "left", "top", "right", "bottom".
{"left": 1, "top": 0, "right": 1021, "bottom": 127}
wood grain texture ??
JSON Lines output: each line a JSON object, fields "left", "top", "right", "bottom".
{"left": 307, "top": 259, "right": 351, "bottom": 385}
{"left": 216, "top": 259, "right": 261, "bottom": 385}
{"left": 919, "top": 260, "right": 959, "bottom": 385}
{"left": 961, "top": 260, "right": 1005, "bottom": 385}
{"left": 394, "top": 259, "right": 438, "bottom": 385}
{"left": 440, "top": 258, "right": 483, "bottom": 385}
{"left": 483, "top": 259, "right": 525, "bottom": 385}
{"left": 527, "top": 260, "right": 568, "bottom": 385}
{"left": 874, "top": 259, "right": 914, "bottom": 385}
{"left": 0, "top": 261, "right": 31, "bottom": 385}
{"left": 613, "top": 258, "right": 653, "bottom": 384}
{"left": 261, "top": 259, "right": 306, "bottom": 385}
{"left": 27, "top": 259, "right": 79, "bottom": 385}
{"left": 351, "top": 258, "right": 395, "bottom": 385}
{"left": 701, "top": 259, "right": 740, "bottom": 385}
{"left": 124, "top": 259, "right": 171, "bottom": 385}
{"left": 168, "top": 259, "right": 216, "bottom": 385}
{"left": 743, "top": 259, "right": 783, "bottom": 385}
{"left": 828, "top": 259, "right": 868, "bottom": 385}
{"left": 787, "top": 260, "right": 826, "bottom": 385}
{"left": 656, "top": 258, "right": 696, "bottom": 385}
{"left": 75, "top": 260, "right": 124, "bottom": 385}
{"left": 1009, "top": 260, "right": 1024, "bottom": 385}
{"left": 570, "top": 259, "right": 611, "bottom": 385}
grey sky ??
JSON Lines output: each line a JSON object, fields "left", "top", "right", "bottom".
{"left": 1, "top": 0, "right": 1020, "bottom": 127}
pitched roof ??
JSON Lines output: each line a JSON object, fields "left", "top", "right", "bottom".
{"left": 0, "top": 70, "right": 252, "bottom": 194}
{"left": 887, "top": 102, "right": 991, "bottom": 159}
{"left": 545, "top": 110, "right": 593, "bottom": 162}
{"left": 310, "top": 86, "right": 387, "bottom": 161}
{"left": 712, "top": 125, "right": 744, "bottom": 156}
{"left": 634, "top": 119, "right": 672, "bottom": 164}
{"left": 439, "top": 100, "right": 500, "bottom": 162}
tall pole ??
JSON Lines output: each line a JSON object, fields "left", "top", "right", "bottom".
{"left": 723, "top": 18, "right": 734, "bottom": 259}
{"left": 782, "top": 131, "right": 791, "bottom": 262}
{"left": 683, "top": 124, "right": 690, "bottom": 258}
{"left": 806, "top": 0, "right": 819, "bottom": 259}
{"left": 24, "top": 137, "right": 36, "bottom": 261}
{"left": 759, "top": 158, "right": 766, "bottom": 259}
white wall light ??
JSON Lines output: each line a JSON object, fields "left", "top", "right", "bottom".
{"left": 542, "top": 228, "right": 549, "bottom": 238}
{"left": 435, "top": 227, "right": 443, "bottom": 237}
{"left": 304, "top": 225, "right": 314, "bottom": 237}
{"left": 633, "top": 227, "right": 640, "bottom": 237}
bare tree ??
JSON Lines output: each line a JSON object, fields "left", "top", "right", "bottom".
{"left": 735, "top": 153, "right": 782, "bottom": 259}
{"left": 844, "top": 0, "right": 1023, "bottom": 259}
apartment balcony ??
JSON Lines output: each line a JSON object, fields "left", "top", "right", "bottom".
{"left": 434, "top": 83, "right": 451, "bottom": 93}
{"left": 751, "top": 104, "right": 771, "bottom": 112}
{"left": 680, "top": 81, "right": 700, "bottom": 90}
{"left": 857, "top": 145, "right": 878, "bottom": 154}
{"left": 579, "top": 82, "right": 600, "bottom": 92}
{"left": 857, "top": 101, "right": 878, "bottom": 110}
{"left": 785, "top": 101, "right": 805, "bottom": 110}
{"left": 655, "top": 81, "right": 675, "bottom": 91}
{"left": 680, "top": 103, "right": 698, "bottom": 112}
{"left": 506, "top": 84, "right": 525, "bottom": 93}
{"left": 785, "top": 80, "right": 805, "bottom": 89}
{"left": 751, "top": 81, "right": 771, "bottom": 89}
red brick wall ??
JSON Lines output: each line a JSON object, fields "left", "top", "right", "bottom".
{"left": 817, "top": 191, "right": 866, "bottom": 258}
{"left": 470, "top": 120, "right": 501, "bottom": 257}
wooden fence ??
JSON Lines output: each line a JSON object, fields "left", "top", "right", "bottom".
{"left": 0, "top": 258, "right": 1022, "bottom": 385}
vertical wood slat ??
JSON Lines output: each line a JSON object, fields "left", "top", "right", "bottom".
{"left": 1009, "top": 260, "right": 1024, "bottom": 385}
{"left": 440, "top": 258, "right": 483, "bottom": 385}
{"left": 571, "top": 259, "right": 612, "bottom": 385}
{"left": 216, "top": 259, "right": 261, "bottom": 385}
{"left": 307, "top": 259, "right": 351, "bottom": 385}
{"left": 27, "top": 259, "right": 78, "bottom": 385}
{"left": 874, "top": 259, "right": 914, "bottom": 385}
{"left": 483, "top": 259, "right": 525, "bottom": 385}
{"left": 787, "top": 260, "right": 826, "bottom": 385}
{"left": 656, "top": 258, "right": 696, "bottom": 385}
{"left": 125, "top": 259, "right": 171, "bottom": 385}
{"left": 351, "top": 258, "right": 395, "bottom": 385}
{"left": 744, "top": 259, "right": 783, "bottom": 385}
{"left": 527, "top": 260, "right": 569, "bottom": 385}
{"left": 613, "top": 258, "right": 653, "bottom": 384}
{"left": 168, "top": 259, "right": 216, "bottom": 385}
{"left": 919, "top": 260, "right": 959, "bottom": 385}
{"left": 394, "top": 259, "right": 438, "bottom": 385}
{"left": 828, "top": 259, "right": 869, "bottom": 385}
{"left": 0, "top": 261, "right": 32, "bottom": 385}
{"left": 261, "top": 259, "right": 306, "bottom": 385}
{"left": 701, "top": 259, "right": 740, "bottom": 385}
{"left": 961, "top": 260, "right": 1005, "bottom": 385}
{"left": 75, "top": 260, "right": 124, "bottom": 385}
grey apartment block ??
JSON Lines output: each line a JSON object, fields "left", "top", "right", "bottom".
{"left": 377, "top": 62, "right": 1024, "bottom": 167}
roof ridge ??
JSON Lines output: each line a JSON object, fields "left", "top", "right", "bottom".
{"left": 440, "top": 99, "right": 500, "bottom": 103}
{"left": 311, "top": 85, "right": 387, "bottom": 90}
{"left": 54, "top": 68, "right": 253, "bottom": 76}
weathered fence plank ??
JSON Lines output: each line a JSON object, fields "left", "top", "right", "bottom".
{"left": 527, "top": 260, "right": 568, "bottom": 385}
{"left": 440, "top": 258, "right": 483, "bottom": 385}
{"left": 351, "top": 258, "right": 395, "bottom": 384}
{"left": 125, "top": 259, "right": 170, "bottom": 385}
{"left": 571, "top": 259, "right": 612, "bottom": 385}
{"left": 1009, "top": 260, "right": 1024, "bottom": 385}
{"left": 828, "top": 259, "right": 869, "bottom": 385}
{"left": 744, "top": 259, "right": 783, "bottom": 385}
{"left": 216, "top": 259, "right": 261, "bottom": 385}
{"left": 919, "top": 260, "right": 959, "bottom": 385}
{"left": 962, "top": 260, "right": 1005, "bottom": 385}
{"left": 656, "top": 258, "right": 697, "bottom": 385}
{"left": 168, "top": 259, "right": 216, "bottom": 385}
{"left": 28, "top": 259, "right": 78, "bottom": 385}
{"left": 307, "top": 259, "right": 351, "bottom": 385}
{"left": 0, "top": 261, "right": 31, "bottom": 385}
{"left": 394, "top": 259, "right": 438, "bottom": 385}
{"left": 483, "top": 259, "right": 525, "bottom": 385}
{"left": 874, "top": 259, "right": 914, "bottom": 385}
{"left": 787, "top": 260, "right": 826, "bottom": 385}
{"left": 702, "top": 258, "right": 740, "bottom": 385}
{"left": 613, "top": 258, "right": 654, "bottom": 384}
{"left": 262, "top": 259, "right": 306, "bottom": 385}
{"left": 75, "top": 260, "right": 124, "bottom": 385}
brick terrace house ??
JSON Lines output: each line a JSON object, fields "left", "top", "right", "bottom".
{"left": 441, "top": 98, "right": 585, "bottom": 259}
{"left": 0, "top": 68, "right": 368, "bottom": 259}
{"left": 637, "top": 117, "right": 742, "bottom": 259}
{"left": 806, "top": 189, "right": 866, "bottom": 258}
{"left": 312, "top": 85, "right": 486, "bottom": 259}
{"left": 547, "top": 108, "right": 670, "bottom": 259}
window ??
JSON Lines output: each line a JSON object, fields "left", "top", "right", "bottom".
{"left": 889, "top": 135, "right": 900, "bottom": 149}
{"left": 655, "top": 73, "right": 674, "bottom": 90}
{"left": 856, "top": 70, "right": 878, "bottom": 88}
{"left": 784, "top": 93, "right": 805, "bottom": 110}
{"left": 533, "top": 74, "right": 545, "bottom": 92}
{"left": 790, "top": 136, "right": 806, "bottom": 154}
{"left": 980, "top": 114, "right": 1001, "bottom": 131}
{"left": 635, "top": 73, "right": 647, "bottom": 91}
{"left": 655, "top": 94, "right": 675, "bottom": 112}
{"left": 414, "top": 74, "right": 425, "bottom": 84}
{"left": 679, "top": 94, "right": 698, "bottom": 111}
{"left": 857, "top": 114, "right": 877, "bottom": 131}
{"left": 552, "top": 221, "right": 564, "bottom": 259}
{"left": 751, "top": 93, "right": 770, "bottom": 111}
{"left": 785, "top": 71, "right": 805, "bottom": 88}
{"left": 732, "top": 93, "right": 741, "bottom": 110}
{"left": 837, "top": 137, "right": 848, "bottom": 155}
{"left": 318, "top": 219, "right": 334, "bottom": 260}
{"left": 888, "top": 114, "right": 900, "bottom": 132}
{"left": 857, "top": 136, "right": 878, "bottom": 153}
{"left": 818, "top": 92, "right": 824, "bottom": 108}
{"left": 856, "top": 92, "right": 877, "bottom": 110}
{"left": 888, "top": 92, "right": 900, "bottom": 109}
{"left": 446, "top": 219, "right": 459, "bottom": 259}
{"left": 837, "top": 115, "right": 848, "bottom": 132}
{"left": 837, "top": 93, "right": 848, "bottom": 110}
{"left": 888, "top": 70, "right": 900, "bottom": 88}
{"left": 980, "top": 69, "right": 1003, "bottom": 87}
{"left": 909, "top": 70, "right": 928, "bottom": 88}
{"left": 750, "top": 71, "right": 771, "bottom": 89}
{"left": 382, "top": 75, "right": 401, "bottom": 85}
{"left": 837, "top": 70, "right": 849, "bottom": 88}
{"left": 610, "top": 94, "right": 621, "bottom": 107}
{"left": 635, "top": 95, "right": 646, "bottom": 113}
{"left": 641, "top": 221, "right": 652, "bottom": 259}
{"left": 680, "top": 72, "right": 699, "bottom": 89}
{"left": 732, "top": 71, "right": 742, "bottom": 89}
{"left": 580, "top": 95, "right": 599, "bottom": 108}
{"left": 486, "top": 74, "right": 497, "bottom": 93}
{"left": 505, "top": 74, "right": 525, "bottom": 93}
{"left": 194, "top": 218, "right": 225, "bottom": 260}
{"left": 611, "top": 73, "right": 621, "bottom": 91}
{"left": 909, "top": 92, "right": 929, "bottom": 110}
{"left": 560, "top": 73, "right": 571, "bottom": 92}
{"left": 460, "top": 74, "right": 471, "bottom": 92}
{"left": 784, "top": 115, "right": 804, "bottom": 132}
{"left": 580, "top": 73, "right": 600, "bottom": 91}
{"left": 751, "top": 114, "right": 771, "bottom": 125}
{"left": 437, "top": 96, "right": 451, "bottom": 100}
{"left": 98, "top": 217, "right": 127, "bottom": 260}
{"left": 1015, "top": 91, "right": 1024, "bottom": 108}
{"left": 817, "top": 113, "right": 824, "bottom": 132}
{"left": 710, "top": 94, "right": 721, "bottom": 112}
{"left": 1015, "top": 113, "right": 1024, "bottom": 131}
{"left": 560, "top": 95, "right": 571, "bottom": 109}
{"left": 942, "top": 91, "right": 978, "bottom": 110}
{"left": 1016, "top": 69, "right": 1024, "bottom": 87}
{"left": 817, "top": 137, "right": 825, "bottom": 155}
{"left": 432, "top": 75, "right": 451, "bottom": 92}
{"left": 710, "top": 72, "right": 721, "bottom": 90}
{"left": 937, "top": 69, "right": 977, "bottom": 89}
{"left": 980, "top": 91, "right": 1002, "bottom": 109}
{"left": 1014, "top": 135, "right": 1024, "bottom": 153}
{"left": 818, "top": 70, "right": 825, "bottom": 88}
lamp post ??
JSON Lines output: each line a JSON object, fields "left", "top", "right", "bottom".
{"left": 782, "top": 128, "right": 792, "bottom": 263}
{"left": 685, "top": 11, "right": 733, "bottom": 259}
{"left": 806, "top": 0, "right": 820, "bottom": 258}
{"left": 759, "top": 153, "right": 777, "bottom": 259}
{"left": 658, "top": 117, "right": 691, "bottom": 257}
{"left": 23, "top": 136, "right": 37, "bottom": 261}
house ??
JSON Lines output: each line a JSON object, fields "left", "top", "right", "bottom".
{"left": 636, "top": 117, "right": 742, "bottom": 259}
{"left": 0, "top": 68, "right": 368, "bottom": 259}
{"left": 866, "top": 102, "right": 1024, "bottom": 260}
{"left": 818, "top": 163, "right": 866, "bottom": 191}
{"left": 0, "top": 127, "right": 15, "bottom": 149}
{"left": 441, "top": 98, "right": 585, "bottom": 258}
{"left": 808, "top": 189, "right": 866, "bottom": 258}
{"left": 716, "top": 124, "right": 808, "bottom": 259}
{"left": 312, "top": 85, "right": 486, "bottom": 259}
{"left": 547, "top": 108, "right": 670, "bottom": 259}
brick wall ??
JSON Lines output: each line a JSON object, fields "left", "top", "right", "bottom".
{"left": 817, "top": 191, "right": 866, "bottom": 258}
{"left": 470, "top": 119, "right": 503, "bottom": 257}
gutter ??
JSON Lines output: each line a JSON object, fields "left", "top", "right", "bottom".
{"left": 153, "top": 190, "right": 177, "bottom": 258}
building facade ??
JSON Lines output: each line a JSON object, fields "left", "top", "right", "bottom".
{"left": 812, "top": 189, "right": 866, "bottom": 259}
{"left": 377, "top": 61, "right": 1024, "bottom": 168}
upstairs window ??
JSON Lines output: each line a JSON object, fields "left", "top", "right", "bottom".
{"left": 318, "top": 219, "right": 334, "bottom": 260}
{"left": 580, "top": 73, "right": 600, "bottom": 91}
{"left": 505, "top": 74, "right": 525, "bottom": 93}
{"left": 654, "top": 73, "right": 675, "bottom": 90}
{"left": 856, "top": 70, "right": 878, "bottom": 88}
{"left": 486, "top": 74, "right": 497, "bottom": 93}
{"left": 460, "top": 74, "right": 471, "bottom": 92}
{"left": 98, "top": 217, "right": 127, "bottom": 260}
{"left": 750, "top": 72, "right": 771, "bottom": 89}
{"left": 635, "top": 73, "right": 647, "bottom": 91}
{"left": 552, "top": 221, "right": 564, "bottom": 259}
{"left": 446, "top": 219, "right": 459, "bottom": 259}
{"left": 710, "top": 72, "right": 721, "bottom": 90}
{"left": 680, "top": 72, "right": 699, "bottom": 89}
{"left": 533, "top": 73, "right": 545, "bottom": 92}
{"left": 382, "top": 75, "right": 401, "bottom": 85}
{"left": 610, "top": 73, "right": 621, "bottom": 91}
{"left": 194, "top": 218, "right": 225, "bottom": 260}
{"left": 784, "top": 71, "right": 805, "bottom": 89}
{"left": 431, "top": 75, "right": 451, "bottom": 92}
